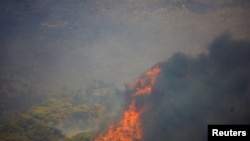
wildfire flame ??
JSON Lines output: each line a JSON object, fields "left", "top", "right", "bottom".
{"left": 94, "top": 63, "right": 161, "bottom": 141}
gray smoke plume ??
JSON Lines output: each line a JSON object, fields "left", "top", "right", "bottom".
{"left": 142, "top": 34, "right": 250, "bottom": 141}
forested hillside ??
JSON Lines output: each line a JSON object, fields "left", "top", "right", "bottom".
{"left": 0, "top": 75, "right": 124, "bottom": 141}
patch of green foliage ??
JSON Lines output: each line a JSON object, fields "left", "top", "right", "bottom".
{"left": 0, "top": 114, "right": 64, "bottom": 141}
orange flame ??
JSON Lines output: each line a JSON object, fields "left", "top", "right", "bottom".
{"left": 94, "top": 63, "right": 161, "bottom": 141}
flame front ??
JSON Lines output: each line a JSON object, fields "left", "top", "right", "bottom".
{"left": 94, "top": 63, "right": 161, "bottom": 141}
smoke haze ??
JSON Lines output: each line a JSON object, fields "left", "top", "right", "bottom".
{"left": 1, "top": 0, "right": 250, "bottom": 89}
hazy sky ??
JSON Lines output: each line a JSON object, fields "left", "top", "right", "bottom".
{"left": 1, "top": 0, "right": 250, "bottom": 89}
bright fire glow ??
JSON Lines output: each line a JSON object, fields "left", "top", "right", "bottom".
{"left": 94, "top": 63, "right": 161, "bottom": 141}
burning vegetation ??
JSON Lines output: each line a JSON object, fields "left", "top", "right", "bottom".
{"left": 94, "top": 63, "right": 161, "bottom": 141}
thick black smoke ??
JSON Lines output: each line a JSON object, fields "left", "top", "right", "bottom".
{"left": 142, "top": 34, "right": 250, "bottom": 141}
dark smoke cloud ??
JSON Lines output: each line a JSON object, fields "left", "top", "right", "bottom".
{"left": 142, "top": 34, "right": 250, "bottom": 141}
